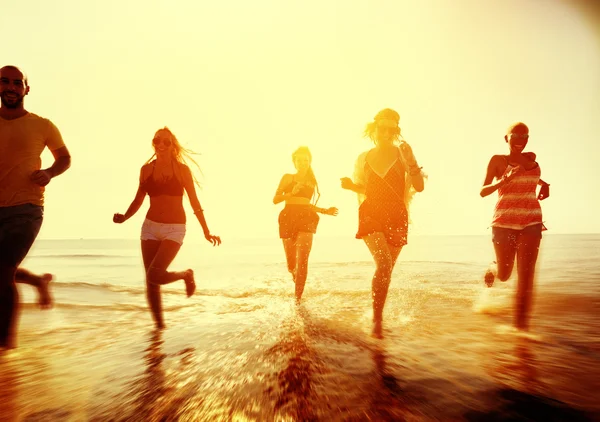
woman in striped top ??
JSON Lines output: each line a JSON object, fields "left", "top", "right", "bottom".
{"left": 480, "top": 122, "right": 550, "bottom": 331}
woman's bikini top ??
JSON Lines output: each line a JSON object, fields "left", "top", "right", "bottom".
{"left": 142, "top": 161, "right": 184, "bottom": 197}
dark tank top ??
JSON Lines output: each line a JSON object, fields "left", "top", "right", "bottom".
{"left": 364, "top": 158, "right": 406, "bottom": 204}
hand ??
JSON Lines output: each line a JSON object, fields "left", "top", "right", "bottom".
{"left": 205, "top": 233, "right": 222, "bottom": 246}
{"left": 30, "top": 169, "right": 53, "bottom": 187}
{"left": 291, "top": 183, "right": 302, "bottom": 195}
{"left": 399, "top": 141, "right": 417, "bottom": 167}
{"left": 325, "top": 207, "right": 339, "bottom": 216}
{"left": 538, "top": 184, "right": 550, "bottom": 200}
{"left": 502, "top": 165, "right": 521, "bottom": 184}
{"left": 113, "top": 213, "right": 127, "bottom": 224}
{"left": 340, "top": 177, "right": 354, "bottom": 190}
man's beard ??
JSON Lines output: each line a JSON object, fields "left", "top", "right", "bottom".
{"left": 0, "top": 93, "right": 24, "bottom": 109}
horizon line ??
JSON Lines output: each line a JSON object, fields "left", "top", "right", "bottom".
{"left": 36, "top": 232, "right": 600, "bottom": 241}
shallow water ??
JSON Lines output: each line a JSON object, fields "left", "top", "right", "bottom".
{"left": 1, "top": 234, "right": 599, "bottom": 421}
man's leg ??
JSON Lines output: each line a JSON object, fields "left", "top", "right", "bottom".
{"left": 0, "top": 204, "right": 44, "bottom": 349}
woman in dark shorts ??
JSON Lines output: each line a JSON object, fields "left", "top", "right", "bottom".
{"left": 273, "top": 146, "right": 338, "bottom": 303}
{"left": 341, "top": 108, "right": 425, "bottom": 338}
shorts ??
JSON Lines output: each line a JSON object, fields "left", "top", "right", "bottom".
{"left": 356, "top": 200, "right": 408, "bottom": 247}
{"left": 0, "top": 203, "right": 44, "bottom": 266}
{"left": 491, "top": 223, "right": 543, "bottom": 246}
{"left": 278, "top": 205, "right": 319, "bottom": 239}
{"left": 141, "top": 219, "right": 186, "bottom": 245}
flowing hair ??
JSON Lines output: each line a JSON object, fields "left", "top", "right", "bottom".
{"left": 145, "top": 127, "right": 203, "bottom": 189}
{"left": 292, "top": 146, "right": 321, "bottom": 205}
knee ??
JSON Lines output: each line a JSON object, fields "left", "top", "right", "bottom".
{"left": 374, "top": 258, "right": 393, "bottom": 277}
{"left": 496, "top": 262, "right": 513, "bottom": 282}
{"left": 146, "top": 267, "right": 165, "bottom": 285}
{"left": 497, "top": 271, "right": 511, "bottom": 282}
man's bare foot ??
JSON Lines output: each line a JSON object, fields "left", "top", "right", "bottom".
{"left": 38, "top": 273, "right": 54, "bottom": 309}
{"left": 183, "top": 269, "right": 196, "bottom": 297}
{"left": 372, "top": 320, "right": 384, "bottom": 339}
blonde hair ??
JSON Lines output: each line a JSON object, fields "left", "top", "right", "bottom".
{"left": 291, "top": 146, "right": 321, "bottom": 205}
{"left": 145, "top": 127, "right": 203, "bottom": 188}
{"left": 363, "top": 108, "right": 401, "bottom": 143}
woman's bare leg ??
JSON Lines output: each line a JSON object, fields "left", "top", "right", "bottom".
{"left": 141, "top": 240, "right": 164, "bottom": 329}
{"left": 363, "top": 233, "right": 402, "bottom": 338}
{"left": 282, "top": 238, "right": 297, "bottom": 282}
{"left": 294, "top": 232, "right": 314, "bottom": 302}
{"left": 514, "top": 232, "right": 541, "bottom": 330}
{"left": 486, "top": 233, "right": 518, "bottom": 287}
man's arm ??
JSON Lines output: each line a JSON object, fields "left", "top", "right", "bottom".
{"left": 31, "top": 146, "right": 71, "bottom": 186}
{"left": 46, "top": 146, "right": 71, "bottom": 178}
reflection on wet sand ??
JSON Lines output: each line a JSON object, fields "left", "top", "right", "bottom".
{"left": 366, "top": 346, "right": 412, "bottom": 421}
{"left": 466, "top": 338, "right": 595, "bottom": 422}
{"left": 129, "top": 330, "right": 170, "bottom": 419}
{"left": 5, "top": 298, "right": 599, "bottom": 421}
{"left": 266, "top": 305, "right": 320, "bottom": 421}
{"left": 0, "top": 355, "right": 19, "bottom": 422}
{"left": 88, "top": 329, "right": 198, "bottom": 421}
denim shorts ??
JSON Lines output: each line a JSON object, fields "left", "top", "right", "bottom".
{"left": 141, "top": 219, "right": 186, "bottom": 245}
{"left": 0, "top": 203, "right": 44, "bottom": 266}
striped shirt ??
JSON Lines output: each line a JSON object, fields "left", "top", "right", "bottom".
{"left": 491, "top": 162, "right": 543, "bottom": 230}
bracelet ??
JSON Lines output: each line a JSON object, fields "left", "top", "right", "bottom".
{"left": 193, "top": 208, "right": 204, "bottom": 215}
{"left": 408, "top": 165, "right": 422, "bottom": 176}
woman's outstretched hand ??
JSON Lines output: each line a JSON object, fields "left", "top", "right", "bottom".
{"left": 324, "top": 207, "right": 339, "bottom": 216}
{"left": 340, "top": 177, "right": 354, "bottom": 190}
{"left": 113, "top": 213, "right": 126, "bottom": 224}
{"left": 205, "top": 233, "right": 222, "bottom": 246}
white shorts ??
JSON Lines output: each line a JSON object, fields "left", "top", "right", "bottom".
{"left": 140, "top": 219, "right": 186, "bottom": 245}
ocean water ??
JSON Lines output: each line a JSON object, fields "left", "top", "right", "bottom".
{"left": 1, "top": 234, "right": 599, "bottom": 421}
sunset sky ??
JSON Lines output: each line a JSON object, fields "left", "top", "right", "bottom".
{"left": 3, "top": 0, "right": 599, "bottom": 240}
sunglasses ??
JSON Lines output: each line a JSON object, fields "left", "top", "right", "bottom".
{"left": 153, "top": 138, "right": 172, "bottom": 147}
{"left": 378, "top": 126, "right": 398, "bottom": 134}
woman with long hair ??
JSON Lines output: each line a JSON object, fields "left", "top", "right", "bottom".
{"left": 480, "top": 122, "right": 550, "bottom": 331}
{"left": 113, "top": 127, "right": 221, "bottom": 329}
{"left": 273, "top": 146, "right": 338, "bottom": 303}
{"left": 341, "top": 108, "right": 425, "bottom": 338}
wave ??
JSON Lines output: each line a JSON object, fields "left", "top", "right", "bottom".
{"left": 32, "top": 253, "right": 134, "bottom": 259}
{"left": 22, "top": 301, "right": 195, "bottom": 313}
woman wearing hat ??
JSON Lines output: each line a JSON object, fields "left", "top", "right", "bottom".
{"left": 341, "top": 108, "right": 425, "bottom": 338}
